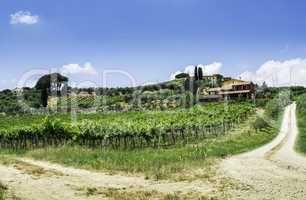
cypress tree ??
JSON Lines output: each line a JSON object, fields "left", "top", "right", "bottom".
{"left": 198, "top": 67, "right": 203, "bottom": 80}
{"left": 194, "top": 66, "right": 198, "bottom": 80}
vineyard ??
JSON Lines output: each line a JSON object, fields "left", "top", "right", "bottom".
{"left": 0, "top": 102, "right": 254, "bottom": 149}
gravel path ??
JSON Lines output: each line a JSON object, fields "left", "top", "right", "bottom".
{"left": 221, "top": 103, "right": 306, "bottom": 200}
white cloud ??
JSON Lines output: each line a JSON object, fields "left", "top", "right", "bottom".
{"left": 61, "top": 62, "right": 98, "bottom": 75}
{"left": 184, "top": 65, "right": 196, "bottom": 76}
{"left": 239, "top": 58, "right": 306, "bottom": 87}
{"left": 198, "top": 62, "right": 222, "bottom": 76}
{"left": 170, "top": 62, "right": 222, "bottom": 80}
{"left": 10, "top": 11, "right": 39, "bottom": 25}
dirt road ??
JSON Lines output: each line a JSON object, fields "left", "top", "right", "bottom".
{"left": 0, "top": 158, "right": 218, "bottom": 199}
{"left": 221, "top": 103, "right": 306, "bottom": 199}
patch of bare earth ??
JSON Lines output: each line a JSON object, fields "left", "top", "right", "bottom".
{"left": 0, "top": 155, "right": 220, "bottom": 200}
{"left": 221, "top": 103, "right": 306, "bottom": 200}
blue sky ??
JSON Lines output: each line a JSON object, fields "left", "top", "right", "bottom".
{"left": 1, "top": 0, "right": 306, "bottom": 89}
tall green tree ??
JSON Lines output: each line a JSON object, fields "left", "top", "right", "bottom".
{"left": 198, "top": 67, "right": 203, "bottom": 80}
{"left": 194, "top": 66, "right": 198, "bottom": 80}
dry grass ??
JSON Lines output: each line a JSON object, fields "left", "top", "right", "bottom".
{"left": 75, "top": 186, "right": 212, "bottom": 200}
{"left": 0, "top": 155, "right": 63, "bottom": 178}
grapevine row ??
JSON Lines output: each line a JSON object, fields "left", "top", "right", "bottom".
{"left": 0, "top": 103, "right": 254, "bottom": 149}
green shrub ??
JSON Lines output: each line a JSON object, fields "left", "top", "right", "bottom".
{"left": 255, "top": 98, "right": 268, "bottom": 108}
{"left": 265, "top": 90, "right": 290, "bottom": 119}
{"left": 252, "top": 117, "right": 270, "bottom": 131}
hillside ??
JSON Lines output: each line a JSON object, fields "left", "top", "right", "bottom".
{"left": 1, "top": 74, "right": 305, "bottom": 114}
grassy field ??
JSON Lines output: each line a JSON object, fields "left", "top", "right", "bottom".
{"left": 296, "top": 94, "right": 306, "bottom": 153}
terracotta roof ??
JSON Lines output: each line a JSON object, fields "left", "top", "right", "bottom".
{"left": 231, "top": 82, "right": 251, "bottom": 86}
{"left": 223, "top": 79, "right": 249, "bottom": 84}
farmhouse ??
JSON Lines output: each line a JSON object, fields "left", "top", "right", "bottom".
{"left": 200, "top": 79, "right": 255, "bottom": 102}
{"left": 174, "top": 68, "right": 255, "bottom": 102}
